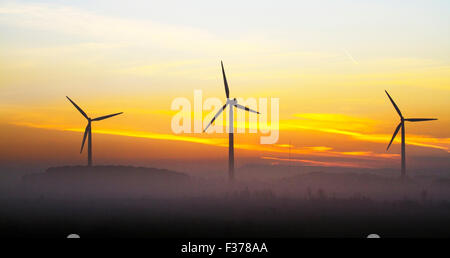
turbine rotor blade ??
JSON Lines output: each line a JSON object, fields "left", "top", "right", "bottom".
{"left": 405, "top": 118, "right": 437, "bottom": 122}
{"left": 66, "top": 96, "right": 89, "bottom": 120}
{"left": 385, "top": 90, "right": 403, "bottom": 118}
{"left": 80, "top": 123, "right": 90, "bottom": 153}
{"left": 221, "top": 61, "right": 230, "bottom": 99}
{"left": 204, "top": 104, "right": 227, "bottom": 132}
{"left": 92, "top": 112, "right": 123, "bottom": 121}
{"left": 234, "top": 103, "right": 260, "bottom": 114}
{"left": 387, "top": 122, "right": 402, "bottom": 151}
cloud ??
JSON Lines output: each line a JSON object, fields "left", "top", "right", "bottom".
{"left": 0, "top": 2, "right": 276, "bottom": 56}
{"left": 261, "top": 156, "right": 370, "bottom": 168}
{"left": 11, "top": 121, "right": 225, "bottom": 146}
{"left": 0, "top": 3, "right": 199, "bottom": 42}
{"left": 11, "top": 121, "right": 399, "bottom": 162}
{"left": 281, "top": 116, "right": 449, "bottom": 153}
{"left": 293, "top": 113, "right": 376, "bottom": 129}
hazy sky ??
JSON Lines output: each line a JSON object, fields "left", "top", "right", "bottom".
{"left": 0, "top": 0, "right": 449, "bottom": 171}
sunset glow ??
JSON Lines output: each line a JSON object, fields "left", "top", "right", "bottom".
{"left": 0, "top": 0, "right": 449, "bottom": 172}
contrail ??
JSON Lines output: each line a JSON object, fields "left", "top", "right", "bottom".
{"left": 343, "top": 49, "right": 359, "bottom": 65}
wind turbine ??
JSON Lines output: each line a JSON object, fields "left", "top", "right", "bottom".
{"left": 385, "top": 90, "right": 437, "bottom": 178}
{"left": 66, "top": 96, "right": 123, "bottom": 167}
{"left": 204, "top": 61, "right": 260, "bottom": 182}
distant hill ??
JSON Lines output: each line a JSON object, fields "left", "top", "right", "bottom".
{"left": 22, "top": 165, "right": 191, "bottom": 198}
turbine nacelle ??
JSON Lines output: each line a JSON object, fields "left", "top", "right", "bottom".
{"left": 203, "top": 62, "right": 260, "bottom": 133}
{"left": 227, "top": 98, "right": 238, "bottom": 105}
{"left": 385, "top": 90, "right": 438, "bottom": 151}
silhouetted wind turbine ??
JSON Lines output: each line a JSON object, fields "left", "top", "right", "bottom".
{"left": 204, "top": 61, "right": 260, "bottom": 182}
{"left": 66, "top": 96, "right": 123, "bottom": 167}
{"left": 385, "top": 90, "right": 437, "bottom": 178}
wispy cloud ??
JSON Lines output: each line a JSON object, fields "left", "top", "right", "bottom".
{"left": 283, "top": 123, "right": 449, "bottom": 152}
{"left": 0, "top": 2, "right": 275, "bottom": 56}
{"left": 11, "top": 121, "right": 225, "bottom": 146}
{"left": 282, "top": 113, "right": 449, "bottom": 153}
{"left": 261, "top": 156, "right": 370, "bottom": 168}
{"left": 11, "top": 121, "right": 400, "bottom": 162}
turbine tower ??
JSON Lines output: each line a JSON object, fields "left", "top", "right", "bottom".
{"left": 204, "top": 61, "right": 260, "bottom": 182}
{"left": 66, "top": 96, "right": 123, "bottom": 167}
{"left": 385, "top": 90, "right": 437, "bottom": 178}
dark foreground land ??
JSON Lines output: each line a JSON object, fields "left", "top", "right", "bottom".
{"left": 1, "top": 165, "right": 450, "bottom": 238}
{"left": 1, "top": 197, "right": 450, "bottom": 238}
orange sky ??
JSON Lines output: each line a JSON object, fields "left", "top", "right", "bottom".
{"left": 0, "top": 1, "right": 449, "bottom": 173}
